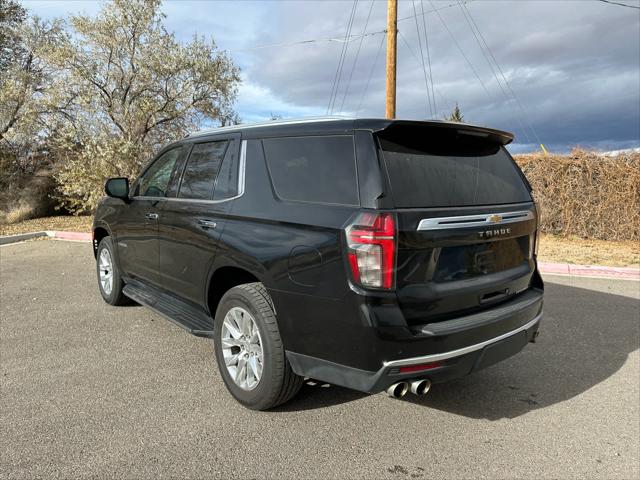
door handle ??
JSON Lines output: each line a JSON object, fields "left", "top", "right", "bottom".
{"left": 145, "top": 212, "right": 159, "bottom": 220}
{"left": 197, "top": 219, "right": 217, "bottom": 229}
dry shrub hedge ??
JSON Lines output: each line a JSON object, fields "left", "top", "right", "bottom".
{"left": 514, "top": 149, "right": 640, "bottom": 241}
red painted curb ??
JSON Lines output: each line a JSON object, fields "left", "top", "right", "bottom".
{"left": 539, "top": 262, "right": 639, "bottom": 280}
{"left": 52, "top": 231, "right": 92, "bottom": 241}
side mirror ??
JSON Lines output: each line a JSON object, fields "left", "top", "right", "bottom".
{"left": 105, "top": 177, "right": 130, "bottom": 201}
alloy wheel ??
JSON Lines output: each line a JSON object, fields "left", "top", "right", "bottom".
{"left": 98, "top": 248, "right": 113, "bottom": 296}
{"left": 221, "top": 307, "right": 264, "bottom": 390}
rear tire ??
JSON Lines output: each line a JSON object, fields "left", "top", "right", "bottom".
{"left": 213, "top": 282, "right": 303, "bottom": 410}
{"left": 96, "top": 237, "right": 128, "bottom": 306}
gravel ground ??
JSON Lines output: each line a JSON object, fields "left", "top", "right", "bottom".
{"left": 1, "top": 240, "right": 639, "bottom": 479}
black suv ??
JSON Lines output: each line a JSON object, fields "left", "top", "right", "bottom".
{"left": 93, "top": 118, "right": 543, "bottom": 410}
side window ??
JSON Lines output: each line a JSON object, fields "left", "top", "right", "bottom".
{"left": 178, "top": 141, "right": 228, "bottom": 200}
{"left": 262, "top": 135, "right": 359, "bottom": 205}
{"left": 213, "top": 139, "right": 240, "bottom": 200}
{"left": 165, "top": 147, "right": 188, "bottom": 198}
{"left": 137, "top": 147, "right": 183, "bottom": 198}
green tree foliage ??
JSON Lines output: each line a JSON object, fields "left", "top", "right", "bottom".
{"left": 52, "top": 0, "right": 240, "bottom": 212}
{"left": 445, "top": 103, "right": 464, "bottom": 123}
{"left": 0, "top": 0, "right": 68, "bottom": 188}
{"left": 0, "top": 0, "right": 27, "bottom": 71}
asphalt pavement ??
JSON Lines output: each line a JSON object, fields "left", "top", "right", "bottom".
{"left": 1, "top": 240, "right": 639, "bottom": 479}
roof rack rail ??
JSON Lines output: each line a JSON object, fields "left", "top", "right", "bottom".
{"left": 188, "top": 116, "right": 353, "bottom": 138}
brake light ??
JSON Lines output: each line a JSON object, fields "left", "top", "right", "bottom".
{"left": 345, "top": 212, "right": 396, "bottom": 289}
{"left": 533, "top": 198, "right": 541, "bottom": 257}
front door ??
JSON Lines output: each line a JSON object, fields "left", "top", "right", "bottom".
{"left": 158, "top": 135, "right": 241, "bottom": 307}
{"left": 116, "top": 146, "right": 185, "bottom": 286}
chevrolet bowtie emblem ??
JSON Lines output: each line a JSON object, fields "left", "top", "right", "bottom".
{"left": 487, "top": 214, "right": 503, "bottom": 224}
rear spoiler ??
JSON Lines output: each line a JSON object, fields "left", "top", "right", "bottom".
{"left": 356, "top": 119, "right": 514, "bottom": 146}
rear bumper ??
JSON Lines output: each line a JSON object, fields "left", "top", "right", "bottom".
{"left": 287, "top": 313, "right": 541, "bottom": 394}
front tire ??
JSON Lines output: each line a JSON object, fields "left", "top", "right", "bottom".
{"left": 213, "top": 282, "right": 303, "bottom": 410}
{"left": 96, "top": 237, "right": 128, "bottom": 306}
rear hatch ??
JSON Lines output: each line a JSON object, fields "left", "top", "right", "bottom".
{"left": 376, "top": 122, "right": 537, "bottom": 326}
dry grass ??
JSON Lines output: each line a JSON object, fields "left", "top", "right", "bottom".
{"left": 0, "top": 215, "right": 93, "bottom": 236}
{"left": 4, "top": 204, "right": 36, "bottom": 224}
{"left": 514, "top": 149, "right": 640, "bottom": 241}
{"left": 538, "top": 234, "right": 639, "bottom": 267}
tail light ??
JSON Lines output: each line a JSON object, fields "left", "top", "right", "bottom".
{"left": 345, "top": 212, "right": 396, "bottom": 289}
{"left": 532, "top": 197, "right": 541, "bottom": 257}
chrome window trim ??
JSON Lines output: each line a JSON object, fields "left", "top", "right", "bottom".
{"left": 133, "top": 139, "right": 247, "bottom": 205}
{"left": 417, "top": 210, "right": 534, "bottom": 231}
{"left": 382, "top": 312, "right": 542, "bottom": 368}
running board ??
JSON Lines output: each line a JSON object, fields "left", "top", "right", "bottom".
{"left": 123, "top": 279, "right": 214, "bottom": 337}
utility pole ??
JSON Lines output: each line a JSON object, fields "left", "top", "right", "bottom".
{"left": 385, "top": 0, "right": 398, "bottom": 119}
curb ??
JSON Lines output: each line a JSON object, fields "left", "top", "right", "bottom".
{"left": 51, "top": 231, "right": 92, "bottom": 241}
{"left": 1, "top": 230, "right": 638, "bottom": 281}
{"left": 538, "top": 262, "right": 639, "bottom": 281}
{"left": 0, "top": 231, "right": 49, "bottom": 245}
{"left": 0, "top": 230, "right": 92, "bottom": 245}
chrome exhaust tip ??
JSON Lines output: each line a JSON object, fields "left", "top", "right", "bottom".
{"left": 386, "top": 382, "right": 409, "bottom": 398}
{"left": 410, "top": 379, "right": 431, "bottom": 396}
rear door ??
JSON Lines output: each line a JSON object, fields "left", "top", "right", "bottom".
{"left": 376, "top": 124, "right": 536, "bottom": 326}
{"left": 158, "top": 134, "right": 241, "bottom": 307}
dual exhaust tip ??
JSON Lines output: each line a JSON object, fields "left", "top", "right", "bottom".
{"left": 386, "top": 379, "right": 431, "bottom": 398}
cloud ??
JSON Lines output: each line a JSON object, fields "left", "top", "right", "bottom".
{"left": 236, "top": 75, "right": 320, "bottom": 123}
{"left": 25, "top": 0, "right": 640, "bottom": 152}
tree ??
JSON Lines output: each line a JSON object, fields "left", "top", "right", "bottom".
{"left": 0, "top": 0, "right": 68, "bottom": 186}
{"left": 445, "top": 103, "right": 464, "bottom": 123}
{"left": 53, "top": 0, "right": 241, "bottom": 212}
{"left": 0, "top": 0, "right": 27, "bottom": 71}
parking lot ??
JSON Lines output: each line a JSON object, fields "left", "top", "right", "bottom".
{"left": 1, "top": 240, "right": 638, "bottom": 479}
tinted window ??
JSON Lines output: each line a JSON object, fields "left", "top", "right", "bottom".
{"left": 213, "top": 139, "right": 239, "bottom": 200}
{"left": 138, "top": 147, "right": 182, "bottom": 197}
{"left": 262, "top": 135, "right": 358, "bottom": 205}
{"left": 179, "top": 141, "right": 228, "bottom": 200}
{"left": 378, "top": 128, "right": 531, "bottom": 207}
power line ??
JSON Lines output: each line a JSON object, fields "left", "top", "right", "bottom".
{"left": 228, "top": 31, "right": 384, "bottom": 53}
{"left": 339, "top": 0, "right": 375, "bottom": 113}
{"left": 398, "top": 0, "right": 475, "bottom": 22}
{"left": 327, "top": 0, "right": 358, "bottom": 114}
{"left": 598, "top": 0, "right": 640, "bottom": 9}
{"left": 412, "top": 0, "right": 434, "bottom": 116}
{"left": 427, "top": 0, "right": 494, "bottom": 102}
{"left": 456, "top": 1, "right": 532, "bottom": 143}
{"left": 420, "top": 0, "right": 437, "bottom": 116}
{"left": 227, "top": 0, "right": 471, "bottom": 54}
{"left": 398, "top": 29, "right": 452, "bottom": 115}
{"left": 460, "top": 1, "right": 542, "bottom": 145}
{"left": 357, "top": 32, "right": 386, "bottom": 115}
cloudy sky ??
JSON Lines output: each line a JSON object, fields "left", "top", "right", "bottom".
{"left": 25, "top": 0, "right": 640, "bottom": 153}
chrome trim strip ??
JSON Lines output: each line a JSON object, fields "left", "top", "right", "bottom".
{"left": 237, "top": 139, "right": 247, "bottom": 197}
{"left": 417, "top": 210, "right": 534, "bottom": 231}
{"left": 382, "top": 313, "right": 542, "bottom": 368}
{"left": 133, "top": 140, "right": 247, "bottom": 205}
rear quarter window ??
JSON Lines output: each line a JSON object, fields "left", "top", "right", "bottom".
{"left": 262, "top": 135, "right": 359, "bottom": 206}
{"left": 378, "top": 128, "right": 531, "bottom": 208}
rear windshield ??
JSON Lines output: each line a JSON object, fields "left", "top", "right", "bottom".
{"left": 378, "top": 127, "right": 531, "bottom": 208}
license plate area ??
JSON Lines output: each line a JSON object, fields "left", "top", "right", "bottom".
{"left": 433, "top": 236, "right": 529, "bottom": 282}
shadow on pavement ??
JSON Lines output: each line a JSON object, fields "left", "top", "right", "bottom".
{"left": 281, "top": 283, "right": 639, "bottom": 418}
